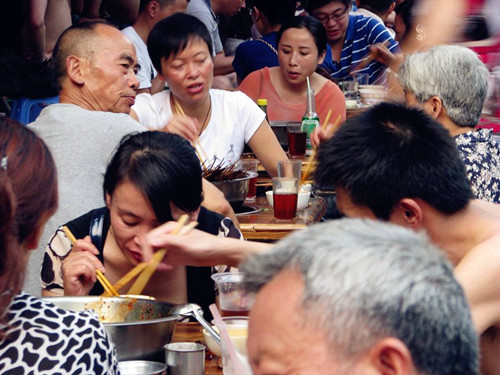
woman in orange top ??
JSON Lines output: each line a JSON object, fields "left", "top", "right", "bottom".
{"left": 238, "top": 15, "right": 346, "bottom": 125}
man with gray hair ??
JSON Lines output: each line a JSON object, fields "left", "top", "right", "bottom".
{"left": 241, "top": 218, "right": 479, "bottom": 375}
{"left": 398, "top": 44, "right": 500, "bottom": 203}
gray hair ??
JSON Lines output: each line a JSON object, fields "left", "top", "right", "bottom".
{"left": 398, "top": 44, "right": 489, "bottom": 127}
{"left": 241, "top": 218, "right": 479, "bottom": 375}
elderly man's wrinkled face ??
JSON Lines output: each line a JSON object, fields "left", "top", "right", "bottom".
{"left": 82, "top": 25, "right": 139, "bottom": 114}
{"left": 247, "top": 269, "right": 369, "bottom": 374}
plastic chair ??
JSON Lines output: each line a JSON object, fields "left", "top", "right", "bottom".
{"left": 9, "top": 96, "right": 59, "bottom": 125}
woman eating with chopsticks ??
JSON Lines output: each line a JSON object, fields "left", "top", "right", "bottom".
{"left": 41, "top": 131, "right": 242, "bottom": 317}
{"left": 130, "top": 13, "right": 288, "bottom": 174}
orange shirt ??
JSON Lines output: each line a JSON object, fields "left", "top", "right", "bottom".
{"left": 238, "top": 67, "right": 346, "bottom": 125}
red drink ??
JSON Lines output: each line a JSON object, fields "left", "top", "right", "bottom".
{"left": 246, "top": 176, "right": 257, "bottom": 200}
{"left": 221, "top": 309, "right": 250, "bottom": 317}
{"left": 287, "top": 131, "right": 307, "bottom": 158}
{"left": 273, "top": 193, "right": 298, "bottom": 219}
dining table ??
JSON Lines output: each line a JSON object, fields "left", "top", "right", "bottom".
{"left": 172, "top": 322, "right": 223, "bottom": 374}
{"left": 236, "top": 196, "right": 326, "bottom": 241}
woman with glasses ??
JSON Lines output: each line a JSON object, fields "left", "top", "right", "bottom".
{"left": 306, "top": 0, "right": 401, "bottom": 84}
{"left": 238, "top": 15, "right": 346, "bottom": 124}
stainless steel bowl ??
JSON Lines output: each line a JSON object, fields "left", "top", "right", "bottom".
{"left": 44, "top": 296, "right": 181, "bottom": 361}
{"left": 118, "top": 360, "right": 167, "bottom": 375}
{"left": 212, "top": 170, "right": 258, "bottom": 211}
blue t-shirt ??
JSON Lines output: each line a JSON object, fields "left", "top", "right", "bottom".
{"left": 320, "top": 14, "right": 399, "bottom": 84}
{"left": 233, "top": 32, "right": 279, "bottom": 81}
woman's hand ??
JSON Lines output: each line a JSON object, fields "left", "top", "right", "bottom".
{"left": 162, "top": 114, "right": 200, "bottom": 143}
{"left": 61, "top": 236, "right": 105, "bottom": 296}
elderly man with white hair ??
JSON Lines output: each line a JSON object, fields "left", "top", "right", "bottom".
{"left": 240, "top": 218, "right": 479, "bottom": 375}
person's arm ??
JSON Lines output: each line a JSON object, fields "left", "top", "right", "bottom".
{"left": 454, "top": 235, "right": 500, "bottom": 334}
{"left": 24, "top": 0, "right": 48, "bottom": 62}
{"left": 202, "top": 178, "right": 239, "bottom": 225}
{"left": 248, "top": 120, "right": 288, "bottom": 177}
{"left": 141, "top": 221, "right": 272, "bottom": 270}
{"left": 214, "top": 52, "right": 235, "bottom": 76}
{"left": 150, "top": 75, "right": 166, "bottom": 95}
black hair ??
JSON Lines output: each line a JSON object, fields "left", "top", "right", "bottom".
{"left": 316, "top": 102, "right": 473, "bottom": 220}
{"left": 277, "top": 15, "right": 328, "bottom": 56}
{"left": 148, "top": 13, "right": 213, "bottom": 74}
{"left": 246, "top": 0, "right": 297, "bottom": 26}
{"left": 305, "top": 0, "right": 350, "bottom": 14}
{"left": 395, "top": 0, "right": 414, "bottom": 33}
{"left": 357, "top": 0, "right": 395, "bottom": 14}
{"left": 103, "top": 132, "right": 203, "bottom": 223}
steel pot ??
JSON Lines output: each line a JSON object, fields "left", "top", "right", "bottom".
{"left": 44, "top": 296, "right": 181, "bottom": 361}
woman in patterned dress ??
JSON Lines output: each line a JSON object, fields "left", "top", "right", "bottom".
{"left": 0, "top": 118, "right": 119, "bottom": 374}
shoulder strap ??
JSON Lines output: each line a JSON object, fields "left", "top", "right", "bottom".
{"left": 255, "top": 38, "right": 278, "bottom": 55}
{"left": 89, "top": 207, "right": 107, "bottom": 255}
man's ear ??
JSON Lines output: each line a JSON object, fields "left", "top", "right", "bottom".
{"left": 66, "top": 55, "right": 86, "bottom": 85}
{"left": 147, "top": 0, "right": 160, "bottom": 17}
{"left": 318, "top": 49, "right": 326, "bottom": 65}
{"left": 367, "top": 337, "right": 415, "bottom": 375}
{"left": 391, "top": 198, "right": 423, "bottom": 229}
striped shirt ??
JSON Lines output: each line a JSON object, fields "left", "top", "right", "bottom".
{"left": 320, "top": 14, "right": 399, "bottom": 85}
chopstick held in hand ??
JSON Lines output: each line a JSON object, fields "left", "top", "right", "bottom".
{"left": 62, "top": 226, "right": 120, "bottom": 297}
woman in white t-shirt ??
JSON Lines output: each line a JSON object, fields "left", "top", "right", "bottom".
{"left": 131, "top": 13, "right": 287, "bottom": 174}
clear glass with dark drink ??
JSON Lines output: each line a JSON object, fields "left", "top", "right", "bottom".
{"left": 287, "top": 122, "right": 306, "bottom": 158}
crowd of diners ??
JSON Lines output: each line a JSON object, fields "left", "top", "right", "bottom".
{"left": 1, "top": 0, "right": 500, "bottom": 373}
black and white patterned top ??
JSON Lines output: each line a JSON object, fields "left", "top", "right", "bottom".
{"left": 455, "top": 128, "right": 500, "bottom": 204}
{"left": 0, "top": 292, "right": 119, "bottom": 375}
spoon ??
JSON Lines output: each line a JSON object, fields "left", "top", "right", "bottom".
{"left": 170, "top": 303, "right": 221, "bottom": 345}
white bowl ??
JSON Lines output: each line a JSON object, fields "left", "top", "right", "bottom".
{"left": 265, "top": 190, "right": 311, "bottom": 211}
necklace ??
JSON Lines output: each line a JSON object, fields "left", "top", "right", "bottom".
{"left": 171, "top": 95, "right": 212, "bottom": 136}
{"left": 199, "top": 98, "right": 212, "bottom": 136}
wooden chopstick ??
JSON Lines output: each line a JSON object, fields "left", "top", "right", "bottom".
{"left": 350, "top": 39, "right": 391, "bottom": 75}
{"left": 173, "top": 99, "right": 209, "bottom": 169}
{"left": 62, "top": 226, "right": 120, "bottom": 297}
{"left": 126, "top": 215, "right": 196, "bottom": 296}
{"left": 301, "top": 111, "right": 337, "bottom": 185}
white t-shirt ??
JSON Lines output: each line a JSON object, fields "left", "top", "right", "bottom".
{"left": 132, "top": 89, "right": 265, "bottom": 165}
{"left": 122, "top": 26, "right": 157, "bottom": 90}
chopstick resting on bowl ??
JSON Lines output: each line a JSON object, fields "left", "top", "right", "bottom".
{"left": 172, "top": 99, "right": 209, "bottom": 170}
{"left": 125, "top": 215, "right": 198, "bottom": 296}
{"left": 62, "top": 226, "right": 120, "bottom": 297}
{"left": 301, "top": 111, "right": 342, "bottom": 185}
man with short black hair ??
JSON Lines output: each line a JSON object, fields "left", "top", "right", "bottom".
{"left": 316, "top": 101, "right": 500, "bottom": 375}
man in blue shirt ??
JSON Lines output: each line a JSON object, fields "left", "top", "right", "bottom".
{"left": 307, "top": 0, "right": 401, "bottom": 84}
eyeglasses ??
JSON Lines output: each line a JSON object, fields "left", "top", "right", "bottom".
{"left": 314, "top": 7, "right": 348, "bottom": 24}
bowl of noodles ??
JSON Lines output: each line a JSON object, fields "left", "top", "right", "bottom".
{"left": 44, "top": 296, "right": 181, "bottom": 361}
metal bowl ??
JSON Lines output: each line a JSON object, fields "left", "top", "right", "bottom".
{"left": 119, "top": 361, "right": 167, "bottom": 375}
{"left": 212, "top": 170, "right": 258, "bottom": 211}
{"left": 44, "top": 296, "right": 181, "bottom": 361}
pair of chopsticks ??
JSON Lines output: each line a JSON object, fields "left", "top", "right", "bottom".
{"left": 109, "top": 214, "right": 198, "bottom": 296}
{"left": 301, "top": 110, "right": 342, "bottom": 185}
{"left": 172, "top": 98, "right": 209, "bottom": 170}
{"left": 62, "top": 226, "right": 120, "bottom": 297}
{"left": 350, "top": 40, "right": 391, "bottom": 75}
